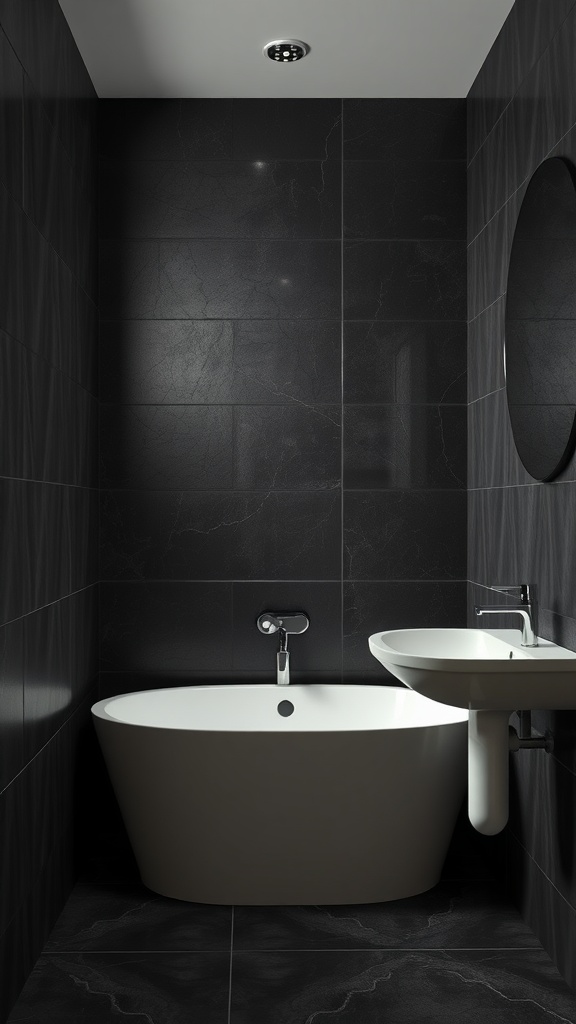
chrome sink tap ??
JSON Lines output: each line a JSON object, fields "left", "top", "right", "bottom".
{"left": 474, "top": 584, "right": 538, "bottom": 647}
{"left": 256, "top": 612, "right": 309, "bottom": 685}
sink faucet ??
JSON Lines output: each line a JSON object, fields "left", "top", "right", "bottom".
{"left": 256, "top": 612, "right": 309, "bottom": 685}
{"left": 474, "top": 584, "right": 538, "bottom": 647}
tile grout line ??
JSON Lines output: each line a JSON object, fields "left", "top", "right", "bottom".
{"left": 228, "top": 907, "right": 234, "bottom": 1024}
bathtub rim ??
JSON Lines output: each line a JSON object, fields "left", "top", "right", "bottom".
{"left": 91, "top": 682, "right": 468, "bottom": 733}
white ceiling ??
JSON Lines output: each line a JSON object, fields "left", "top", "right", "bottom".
{"left": 59, "top": 0, "right": 515, "bottom": 98}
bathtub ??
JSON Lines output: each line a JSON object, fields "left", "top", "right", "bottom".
{"left": 92, "top": 684, "right": 468, "bottom": 905}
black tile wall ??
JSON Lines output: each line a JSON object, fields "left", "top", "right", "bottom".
{"left": 468, "top": 0, "right": 576, "bottom": 990}
{"left": 0, "top": 2, "right": 98, "bottom": 1020}
{"left": 99, "top": 98, "right": 467, "bottom": 697}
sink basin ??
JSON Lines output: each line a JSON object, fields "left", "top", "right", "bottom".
{"left": 368, "top": 627, "right": 576, "bottom": 710}
{"left": 369, "top": 626, "right": 576, "bottom": 836}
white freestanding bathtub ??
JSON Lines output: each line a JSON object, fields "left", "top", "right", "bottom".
{"left": 92, "top": 684, "right": 468, "bottom": 905}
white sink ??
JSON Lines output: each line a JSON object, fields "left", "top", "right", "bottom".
{"left": 368, "top": 627, "right": 576, "bottom": 836}
{"left": 369, "top": 627, "right": 576, "bottom": 710}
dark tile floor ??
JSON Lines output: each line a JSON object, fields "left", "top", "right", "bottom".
{"left": 7, "top": 838, "right": 576, "bottom": 1024}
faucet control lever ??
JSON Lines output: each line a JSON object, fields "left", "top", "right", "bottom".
{"left": 257, "top": 613, "right": 309, "bottom": 635}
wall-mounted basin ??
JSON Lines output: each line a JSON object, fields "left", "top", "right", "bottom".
{"left": 368, "top": 627, "right": 576, "bottom": 836}
{"left": 368, "top": 627, "right": 576, "bottom": 710}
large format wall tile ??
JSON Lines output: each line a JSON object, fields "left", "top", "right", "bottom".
{"left": 0, "top": 27, "right": 22, "bottom": 203}
{"left": 100, "top": 239, "right": 341, "bottom": 320}
{"left": 344, "top": 240, "right": 466, "bottom": 320}
{"left": 100, "top": 319, "right": 341, "bottom": 405}
{"left": 343, "top": 99, "right": 466, "bottom": 160}
{"left": 100, "top": 158, "right": 341, "bottom": 240}
{"left": 344, "top": 161, "right": 465, "bottom": 240}
{"left": 101, "top": 490, "right": 341, "bottom": 581}
{"left": 344, "top": 491, "right": 467, "bottom": 581}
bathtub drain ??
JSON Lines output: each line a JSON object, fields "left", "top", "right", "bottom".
{"left": 277, "top": 700, "right": 294, "bottom": 717}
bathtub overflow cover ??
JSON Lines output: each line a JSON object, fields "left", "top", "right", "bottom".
{"left": 278, "top": 700, "right": 294, "bottom": 717}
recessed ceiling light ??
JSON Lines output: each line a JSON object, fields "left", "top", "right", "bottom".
{"left": 263, "top": 40, "right": 309, "bottom": 63}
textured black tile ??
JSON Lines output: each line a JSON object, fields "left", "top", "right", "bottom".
{"left": 100, "top": 405, "right": 234, "bottom": 489}
{"left": 232, "top": 582, "right": 342, "bottom": 675}
{"left": 343, "top": 581, "right": 467, "bottom": 673}
{"left": 343, "top": 321, "right": 466, "bottom": 404}
{"left": 7, "top": 951, "right": 231, "bottom": 1023}
{"left": 344, "top": 160, "right": 466, "bottom": 240}
{"left": 344, "top": 99, "right": 466, "bottom": 160}
{"left": 467, "top": 297, "right": 506, "bottom": 403}
{"left": 233, "top": 99, "right": 341, "bottom": 161}
{"left": 99, "top": 99, "right": 234, "bottom": 161}
{"left": 101, "top": 490, "right": 341, "bottom": 581}
{"left": 508, "top": 745, "right": 576, "bottom": 913}
{"left": 468, "top": 389, "right": 533, "bottom": 490}
{"left": 344, "top": 240, "right": 466, "bottom": 320}
{"left": 24, "top": 723, "right": 73, "bottom": 885}
{"left": 100, "top": 239, "right": 341, "bottom": 320}
{"left": 100, "top": 582, "right": 233, "bottom": 673}
{"left": 467, "top": 201, "right": 514, "bottom": 320}
{"left": 100, "top": 158, "right": 340, "bottom": 240}
{"left": 344, "top": 405, "right": 466, "bottom": 489}
{"left": 45, "top": 883, "right": 232, "bottom": 952}
{"left": 0, "top": 479, "right": 30, "bottom": 625}
{"left": 230, "top": 949, "right": 576, "bottom": 1024}
{"left": 233, "top": 882, "right": 539, "bottom": 950}
{"left": 344, "top": 491, "right": 466, "bottom": 581}
{"left": 468, "top": 483, "right": 576, "bottom": 621}
{"left": 509, "top": 832, "right": 576, "bottom": 992}
{"left": 0, "top": 772, "right": 28, "bottom": 936}
{"left": 0, "top": 182, "right": 23, "bottom": 342}
{"left": 234, "top": 406, "right": 340, "bottom": 490}
{"left": 24, "top": 589, "right": 98, "bottom": 761}
{"left": 467, "top": 0, "right": 576, "bottom": 159}
{"left": 0, "top": 27, "right": 23, "bottom": 202}
{"left": 99, "top": 319, "right": 341, "bottom": 406}
{"left": 0, "top": 618, "right": 24, "bottom": 792}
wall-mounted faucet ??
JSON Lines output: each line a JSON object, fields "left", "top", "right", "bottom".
{"left": 475, "top": 584, "right": 538, "bottom": 647}
{"left": 256, "top": 612, "right": 309, "bottom": 685}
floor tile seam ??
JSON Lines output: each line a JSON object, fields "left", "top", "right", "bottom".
{"left": 466, "top": 0, "right": 576, "bottom": 168}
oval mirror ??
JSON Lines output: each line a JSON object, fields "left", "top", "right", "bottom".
{"left": 505, "top": 156, "right": 576, "bottom": 481}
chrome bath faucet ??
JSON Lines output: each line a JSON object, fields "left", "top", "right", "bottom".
{"left": 474, "top": 584, "right": 538, "bottom": 647}
{"left": 256, "top": 612, "right": 310, "bottom": 685}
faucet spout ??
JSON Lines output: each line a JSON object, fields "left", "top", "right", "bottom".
{"left": 277, "top": 649, "right": 290, "bottom": 686}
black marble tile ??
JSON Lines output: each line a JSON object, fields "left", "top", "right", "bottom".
{"left": 233, "top": 882, "right": 539, "bottom": 950}
{"left": 233, "top": 100, "right": 342, "bottom": 161}
{"left": 232, "top": 582, "right": 342, "bottom": 675}
{"left": 0, "top": 27, "right": 23, "bottom": 203}
{"left": 234, "top": 405, "right": 341, "bottom": 490}
{"left": 230, "top": 949, "right": 576, "bottom": 1024}
{"left": 100, "top": 157, "right": 341, "bottom": 240}
{"left": 467, "top": 297, "right": 506, "bottom": 403}
{"left": 343, "top": 581, "right": 467, "bottom": 673}
{"left": 344, "top": 405, "right": 466, "bottom": 490}
{"left": 99, "top": 319, "right": 341, "bottom": 406}
{"left": 0, "top": 618, "right": 24, "bottom": 792}
{"left": 45, "top": 883, "right": 232, "bottom": 952}
{"left": 344, "top": 240, "right": 466, "bottom": 321}
{"left": 101, "top": 490, "right": 341, "bottom": 581}
{"left": 99, "top": 99, "right": 234, "bottom": 161}
{"left": 100, "top": 405, "right": 234, "bottom": 490}
{"left": 344, "top": 160, "right": 466, "bottom": 240}
{"left": 343, "top": 99, "right": 466, "bottom": 160}
{"left": 509, "top": 832, "right": 576, "bottom": 992}
{"left": 343, "top": 321, "right": 466, "bottom": 404}
{"left": 100, "top": 582, "right": 233, "bottom": 673}
{"left": 100, "top": 239, "right": 341, "bottom": 320}
{"left": 344, "top": 491, "right": 466, "bottom": 581}
{"left": 7, "top": 951, "right": 231, "bottom": 1023}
